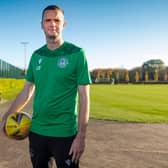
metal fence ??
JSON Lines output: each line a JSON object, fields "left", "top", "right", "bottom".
{"left": 0, "top": 58, "right": 25, "bottom": 79}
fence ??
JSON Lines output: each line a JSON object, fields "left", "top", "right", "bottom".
{"left": 0, "top": 58, "right": 24, "bottom": 79}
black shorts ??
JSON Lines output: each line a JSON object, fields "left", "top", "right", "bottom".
{"left": 29, "top": 131, "right": 79, "bottom": 168}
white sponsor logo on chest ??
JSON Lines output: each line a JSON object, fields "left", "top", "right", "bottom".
{"left": 36, "top": 58, "right": 43, "bottom": 70}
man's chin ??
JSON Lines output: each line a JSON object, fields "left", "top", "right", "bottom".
{"left": 48, "top": 35, "right": 57, "bottom": 40}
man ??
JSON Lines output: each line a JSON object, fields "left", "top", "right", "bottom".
{"left": 1, "top": 5, "right": 91, "bottom": 168}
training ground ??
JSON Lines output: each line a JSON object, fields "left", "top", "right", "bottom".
{"left": 1, "top": 101, "right": 168, "bottom": 168}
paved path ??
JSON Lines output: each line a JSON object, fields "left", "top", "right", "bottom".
{"left": 1, "top": 101, "right": 168, "bottom": 168}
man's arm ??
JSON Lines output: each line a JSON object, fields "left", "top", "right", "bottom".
{"left": 69, "top": 84, "right": 90, "bottom": 163}
{"left": 1, "top": 81, "right": 34, "bottom": 129}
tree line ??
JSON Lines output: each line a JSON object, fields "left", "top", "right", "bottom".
{"left": 90, "top": 59, "right": 168, "bottom": 84}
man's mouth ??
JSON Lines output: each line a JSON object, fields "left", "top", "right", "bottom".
{"left": 48, "top": 29, "right": 56, "bottom": 33}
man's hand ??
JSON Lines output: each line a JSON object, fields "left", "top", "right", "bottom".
{"left": 0, "top": 112, "right": 9, "bottom": 136}
{"left": 69, "top": 133, "right": 86, "bottom": 163}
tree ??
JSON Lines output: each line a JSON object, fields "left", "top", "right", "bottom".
{"left": 154, "top": 70, "right": 158, "bottom": 81}
{"left": 145, "top": 71, "right": 149, "bottom": 81}
{"left": 134, "top": 71, "right": 139, "bottom": 82}
{"left": 164, "top": 72, "right": 168, "bottom": 81}
{"left": 142, "top": 59, "right": 165, "bottom": 80}
{"left": 125, "top": 71, "right": 129, "bottom": 82}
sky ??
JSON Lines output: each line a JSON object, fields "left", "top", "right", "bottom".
{"left": 0, "top": 0, "right": 168, "bottom": 70}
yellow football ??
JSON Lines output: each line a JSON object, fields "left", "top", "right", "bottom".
{"left": 4, "top": 111, "right": 31, "bottom": 140}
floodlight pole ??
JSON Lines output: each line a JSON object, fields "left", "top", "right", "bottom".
{"left": 21, "top": 42, "right": 29, "bottom": 71}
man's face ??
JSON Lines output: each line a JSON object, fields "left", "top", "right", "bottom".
{"left": 41, "top": 10, "right": 66, "bottom": 39}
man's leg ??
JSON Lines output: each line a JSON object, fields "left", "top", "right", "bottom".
{"left": 29, "top": 132, "right": 51, "bottom": 168}
{"left": 49, "top": 136, "right": 79, "bottom": 168}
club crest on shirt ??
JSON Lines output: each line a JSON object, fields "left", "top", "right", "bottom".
{"left": 57, "top": 57, "right": 69, "bottom": 68}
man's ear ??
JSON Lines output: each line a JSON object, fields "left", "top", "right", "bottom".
{"left": 63, "top": 21, "right": 67, "bottom": 28}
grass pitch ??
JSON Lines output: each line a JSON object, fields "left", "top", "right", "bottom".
{"left": 0, "top": 78, "right": 25, "bottom": 100}
{"left": 1, "top": 79, "right": 168, "bottom": 123}
{"left": 90, "top": 84, "right": 168, "bottom": 123}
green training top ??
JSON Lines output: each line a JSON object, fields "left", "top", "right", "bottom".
{"left": 25, "top": 41, "right": 91, "bottom": 137}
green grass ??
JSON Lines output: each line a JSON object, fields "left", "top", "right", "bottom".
{"left": 90, "top": 84, "right": 168, "bottom": 123}
{"left": 1, "top": 79, "right": 168, "bottom": 123}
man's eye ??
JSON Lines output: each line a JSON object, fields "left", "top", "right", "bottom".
{"left": 54, "top": 19, "right": 60, "bottom": 22}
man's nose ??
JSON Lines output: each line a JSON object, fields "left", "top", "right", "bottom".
{"left": 50, "top": 20, "right": 56, "bottom": 26}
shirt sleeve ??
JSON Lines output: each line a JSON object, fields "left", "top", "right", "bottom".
{"left": 25, "top": 55, "right": 34, "bottom": 83}
{"left": 76, "top": 49, "right": 92, "bottom": 85}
